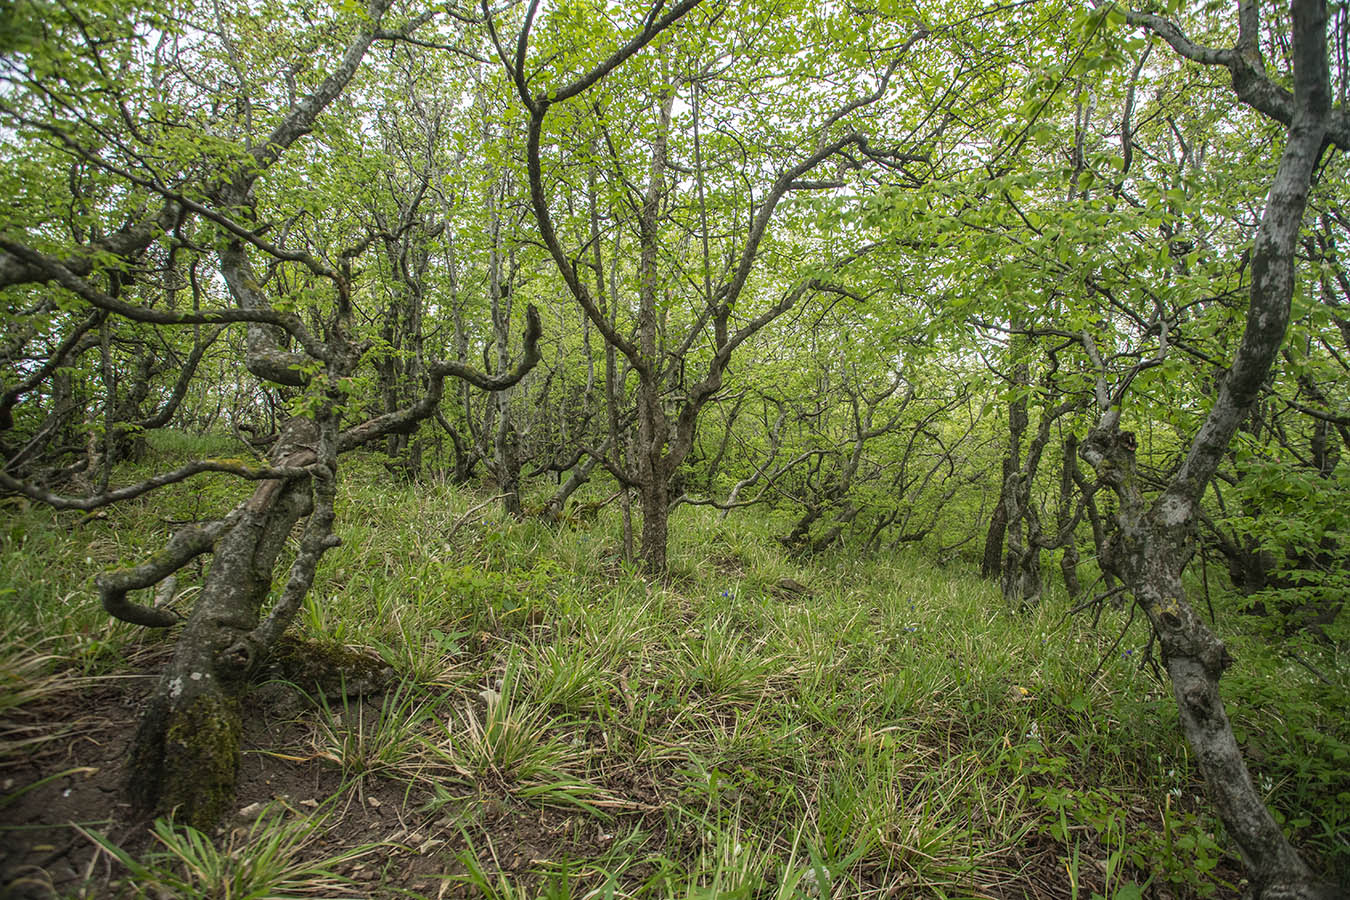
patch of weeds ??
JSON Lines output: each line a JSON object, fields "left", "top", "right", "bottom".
{"left": 0, "top": 649, "right": 86, "bottom": 764}
{"left": 426, "top": 659, "right": 609, "bottom": 813}
{"left": 310, "top": 679, "right": 433, "bottom": 782}
{"left": 1025, "top": 746, "right": 1232, "bottom": 897}
{"left": 686, "top": 809, "right": 775, "bottom": 898}
{"left": 80, "top": 802, "right": 379, "bottom": 899}
{"left": 526, "top": 639, "right": 608, "bottom": 713}
{"left": 678, "top": 618, "right": 775, "bottom": 703}
{"left": 1133, "top": 802, "right": 1235, "bottom": 898}
{"left": 371, "top": 613, "right": 468, "bottom": 686}
{"left": 1220, "top": 639, "right": 1350, "bottom": 882}
{"left": 451, "top": 832, "right": 535, "bottom": 900}
{"left": 144, "top": 429, "right": 242, "bottom": 459}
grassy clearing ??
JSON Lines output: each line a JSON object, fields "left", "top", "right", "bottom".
{"left": 1, "top": 443, "right": 1346, "bottom": 898}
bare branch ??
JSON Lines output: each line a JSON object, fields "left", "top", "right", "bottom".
{"left": 0, "top": 459, "right": 323, "bottom": 511}
{"left": 95, "top": 515, "right": 239, "bottom": 627}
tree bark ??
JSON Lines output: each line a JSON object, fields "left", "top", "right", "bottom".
{"left": 631, "top": 66, "right": 676, "bottom": 574}
{"left": 1057, "top": 434, "right": 1082, "bottom": 598}
{"left": 983, "top": 341, "right": 1027, "bottom": 580}
{"left": 487, "top": 160, "right": 523, "bottom": 518}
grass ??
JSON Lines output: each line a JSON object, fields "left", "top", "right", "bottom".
{"left": 424, "top": 656, "right": 611, "bottom": 814}
{"left": 2, "top": 437, "right": 1347, "bottom": 897}
{"left": 78, "top": 802, "right": 382, "bottom": 899}
{"left": 0, "top": 649, "right": 87, "bottom": 765}
{"left": 309, "top": 679, "right": 438, "bottom": 783}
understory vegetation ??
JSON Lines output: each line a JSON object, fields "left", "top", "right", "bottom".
{"left": 2, "top": 437, "right": 1347, "bottom": 898}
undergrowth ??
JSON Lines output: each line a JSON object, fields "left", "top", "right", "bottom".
{"left": 1, "top": 436, "right": 1346, "bottom": 898}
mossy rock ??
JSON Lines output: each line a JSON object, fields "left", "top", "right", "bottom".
{"left": 262, "top": 634, "right": 395, "bottom": 700}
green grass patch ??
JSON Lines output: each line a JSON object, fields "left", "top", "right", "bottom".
{"left": 3, "top": 442, "right": 1346, "bottom": 896}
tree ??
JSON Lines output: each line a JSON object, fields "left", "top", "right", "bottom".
{"left": 490, "top": 0, "right": 962, "bottom": 571}
{"left": 1075, "top": 1, "right": 1343, "bottom": 895}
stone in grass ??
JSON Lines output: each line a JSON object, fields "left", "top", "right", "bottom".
{"left": 771, "top": 577, "right": 812, "bottom": 599}
{"left": 237, "top": 801, "right": 266, "bottom": 821}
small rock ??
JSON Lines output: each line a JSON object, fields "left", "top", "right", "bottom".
{"left": 367, "top": 796, "right": 382, "bottom": 808}
{"left": 773, "top": 577, "right": 812, "bottom": 598}
{"left": 238, "top": 802, "right": 265, "bottom": 821}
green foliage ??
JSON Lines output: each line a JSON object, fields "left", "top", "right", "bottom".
{"left": 1222, "top": 640, "right": 1350, "bottom": 882}
{"left": 1225, "top": 452, "right": 1350, "bottom": 642}
{"left": 80, "top": 803, "right": 378, "bottom": 899}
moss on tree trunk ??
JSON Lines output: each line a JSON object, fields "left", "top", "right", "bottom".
{"left": 158, "top": 693, "right": 242, "bottom": 831}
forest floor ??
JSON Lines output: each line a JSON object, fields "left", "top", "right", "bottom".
{"left": 1, "top": 443, "right": 1345, "bottom": 899}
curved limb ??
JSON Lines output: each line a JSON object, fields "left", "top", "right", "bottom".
{"left": 94, "top": 514, "right": 239, "bottom": 627}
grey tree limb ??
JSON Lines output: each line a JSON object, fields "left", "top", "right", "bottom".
{"left": 94, "top": 515, "right": 239, "bottom": 627}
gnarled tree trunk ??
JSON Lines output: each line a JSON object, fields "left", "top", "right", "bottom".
{"left": 126, "top": 416, "right": 325, "bottom": 828}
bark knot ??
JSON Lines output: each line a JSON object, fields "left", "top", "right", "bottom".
{"left": 1181, "top": 686, "right": 1211, "bottom": 720}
